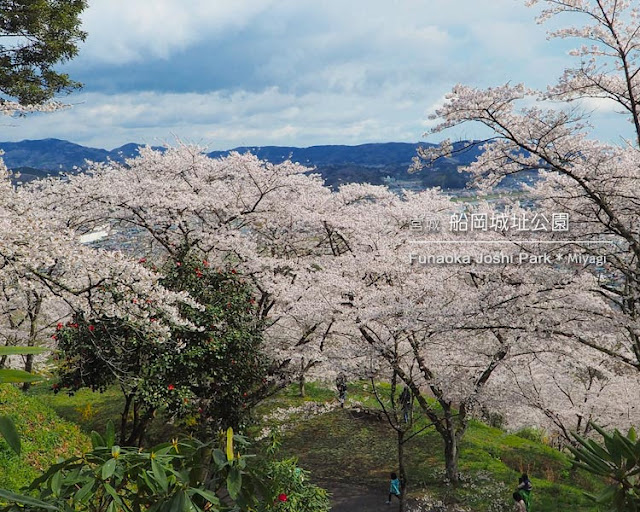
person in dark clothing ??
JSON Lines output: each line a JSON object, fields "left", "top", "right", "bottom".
{"left": 513, "top": 491, "right": 527, "bottom": 512}
{"left": 517, "top": 474, "right": 533, "bottom": 511}
{"left": 335, "top": 373, "right": 347, "bottom": 408}
{"left": 399, "top": 386, "right": 412, "bottom": 423}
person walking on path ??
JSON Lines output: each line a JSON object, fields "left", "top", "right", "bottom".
{"left": 386, "top": 472, "right": 401, "bottom": 504}
{"left": 399, "top": 386, "right": 412, "bottom": 423}
{"left": 336, "top": 373, "right": 347, "bottom": 408}
{"left": 513, "top": 492, "right": 527, "bottom": 512}
{"left": 517, "top": 474, "right": 533, "bottom": 511}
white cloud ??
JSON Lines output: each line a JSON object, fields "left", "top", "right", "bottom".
{"left": 80, "top": 0, "right": 279, "bottom": 63}
{"left": 4, "top": 84, "right": 444, "bottom": 149}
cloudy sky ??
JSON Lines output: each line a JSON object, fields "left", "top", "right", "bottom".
{"left": 1, "top": 0, "right": 627, "bottom": 150}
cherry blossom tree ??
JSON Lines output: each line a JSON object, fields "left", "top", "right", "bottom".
{"left": 414, "top": 0, "right": 640, "bottom": 377}
{"left": 284, "top": 185, "right": 567, "bottom": 483}
{"left": 486, "top": 352, "right": 640, "bottom": 447}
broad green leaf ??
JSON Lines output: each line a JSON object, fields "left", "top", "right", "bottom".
{"left": 74, "top": 479, "right": 95, "bottom": 503}
{"left": 227, "top": 467, "right": 242, "bottom": 500}
{"left": 50, "top": 470, "right": 62, "bottom": 496}
{"left": 101, "top": 458, "right": 117, "bottom": 480}
{"left": 0, "top": 346, "right": 46, "bottom": 356}
{"left": 104, "top": 483, "right": 124, "bottom": 507}
{"left": 212, "top": 449, "right": 226, "bottom": 467}
{"left": 0, "top": 488, "right": 59, "bottom": 510}
{"left": 91, "top": 431, "right": 105, "bottom": 449}
{"left": 0, "top": 368, "right": 42, "bottom": 383}
{"left": 105, "top": 420, "right": 115, "bottom": 448}
{"left": 152, "top": 458, "right": 169, "bottom": 493}
{"left": 163, "top": 490, "right": 186, "bottom": 512}
{"left": 0, "top": 415, "right": 21, "bottom": 455}
{"left": 189, "top": 488, "right": 220, "bottom": 505}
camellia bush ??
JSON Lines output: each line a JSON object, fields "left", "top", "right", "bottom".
{"left": 54, "top": 251, "right": 268, "bottom": 445}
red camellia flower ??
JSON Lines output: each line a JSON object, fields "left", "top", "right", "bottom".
{"left": 278, "top": 493, "right": 287, "bottom": 502}
{"left": 56, "top": 322, "right": 63, "bottom": 330}
{"left": 88, "top": 325, "right": 95, "bottom": 332}
{"left": 202, "top": 260, "right": 209, "bottom": 267}
{"left": 168, "top": 384, "right": 175, "bottom": 391}
{"left": 138, "top": 257, "right": 147, "bottom": 263}
{"left": 176, "top": 261, "right": 181, "bottom": 267}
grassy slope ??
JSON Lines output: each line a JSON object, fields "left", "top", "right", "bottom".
{"left": 0, "top": 384, "right": 90, "bottom": 491}
{"left": 25, "top": 381, "right": 603, "bottom": 511}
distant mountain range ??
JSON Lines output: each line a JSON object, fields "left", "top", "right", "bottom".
{"left": 0, "top": 138, "right": 489, "bottom": 189}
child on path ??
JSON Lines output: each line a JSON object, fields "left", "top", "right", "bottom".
{"left": 386, "top": 472, "right": 401, "bottom": 504}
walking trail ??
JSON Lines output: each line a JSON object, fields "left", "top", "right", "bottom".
{"left": 325, "top": 482, "right": 403, "bottom": 512}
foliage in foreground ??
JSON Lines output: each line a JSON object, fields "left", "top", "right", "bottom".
{"left": 570, "top": 424, "right": 640, "bottom": 512}
{"left": 0, "top": 421, "right": 329, "bottom": 512}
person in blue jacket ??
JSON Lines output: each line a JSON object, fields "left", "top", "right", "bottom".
{"left": 386, "top": 472, "right": 401, "bottom": 504}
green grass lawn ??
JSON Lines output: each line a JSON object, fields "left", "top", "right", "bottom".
{"left": 0, "top": 384, "right": 90, "bottom": 491}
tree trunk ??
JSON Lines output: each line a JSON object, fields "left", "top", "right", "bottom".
{"left": 443, "top": 432, "right": 459, "bottom": 484}
{"left": 398, "top": 429, "right": 407, "bottom": 512}
{"left": 299, "top": 359, "right": 306, "bottom": 397}
{"left": 22, "top": 294, "right": 42, "bottom": 392}
{"left": 120, "top": 393, "right": 133, "bottom": 444}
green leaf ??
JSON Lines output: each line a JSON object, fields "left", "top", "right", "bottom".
{"left": 227, "top": 467, "right": 242, "bottom": 500}
{"left": 212, "top": 449, "right": 226, "bottom": 467}
{"left": 0, "top": 488, "right": 60, "bottom": 510}
{"left": 152, "top": 458, "right": 169, "bottom": 494}
{"left": 74, "top": 479, "right": 95, "bottom": 503}
{"left": 101, "top": 458, "right": 117, "bottom": 480}
{"left": 0, "top": 368, "right": 42, "bottom": 383}
{"left": 161, "top": 490, "right": 186, "bottom": 512}
{"left": 0, "top": 416, "right": 21, "bottom": 455}
{"left": 91, "top": 431, "right": 105, "bottom": 449}
{"left": 0, "top": 346, "right": 46, "bottom": 356}
{"left": 189, "top": 488, "right": 220, "bottom": 506}
{"left": 105, "top": 420, "right": 115, "bottom": 448}
{"left": 104, "top": 483, "right": 124, "bottom": 507}
{"left": 50, "top": 470, "right": 62, "bottom": 497}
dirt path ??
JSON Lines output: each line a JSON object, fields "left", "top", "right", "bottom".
{"left": 323, "top": 482, "right": 403, "bottom": 512}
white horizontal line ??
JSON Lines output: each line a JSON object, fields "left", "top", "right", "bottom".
{"left": 409, "top": 240, "right": 618, "bottom": 244}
